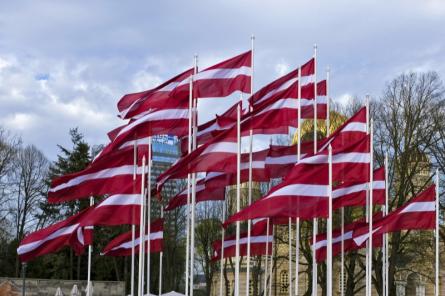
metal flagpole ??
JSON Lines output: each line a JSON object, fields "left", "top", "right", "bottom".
{"left": 159, "top": 208, "right": 164, "bottom": 296}
{"left": 268, "top": 225, "right": 274, "bottom": 296}
{"left": 368, "top": 120, "right": 374, "bottom": 296}
{"left": 185, "top": 57, "right": 195, "bottom": 296}
{"left": 246, "top": 35, "right": 255, "bottom": 296}
{"left": 340, "top": 207, "right": 345, "bottom": 296}
{"left": 132, "top": 141, "right": 138, "bottom": 296}
{"left": 312, "top": 44, "right": 318, "bottom": 296}
{"left": 289, "top": 218, "right": 293, "bottom": 296}
{"left": 146, "top": 137, "right": 152, "bottom": 296}
{"left": 138, "top": 156, "right": 146, "bottom": 296}
{"left": 219, "top": 201, "right": 226, "bottom": 296}
{"left": 365, "top": 97, "right": 370, "bottom": 296}
{"left": 295, "top": 66, "right": 302, "bottom": 296}
{"left": 86, "top": 196, "right": 94, "bottom": 296}
{"left": 263, "top": 218, "right": 270, "bottom": 296}
{"left": 234, "top": 98, "right": 242, "bottom": 296}
{"left": 21, "top": 263, "right": 26, "bottom": 296}
{"left": 435, "top": 169, "right": 440, "bottom": 296}
{"left": 383, "top": 153, "right": 389, "bottom": 296}
{"left": 190, "top": 55, "right": 198, "bottom": 296}
{"left": 327, "top": 146, "right": 333, "bottom": 296}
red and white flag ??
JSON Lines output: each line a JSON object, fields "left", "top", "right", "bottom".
{"left": 180, "top": 101, "right": 240, "bottom": 155}
{"left": 333, "top": 167, "right": 385, "bottom": 210}
{"left": 211, "top": 218, "right": 272, "bottom": 261}
{"left": 194, "top": 51, "right": 252, "bottom": 98}
{"left": 156, "top": 127, "right": 237, "bottom": 190}
{"left": 48, "top": 146, "right": 146, "bottom": 203}
{"left": 249, "top": 58, "right": 314, "bottom": 107}
{"left": 101, "top": 219, "right": 164, "bottom": 256}
{"left": 224, "top": 135, "right": 370, "bottom": 225}
{"left": 164, "top": 179, "right": 225, "bottom": 211}
{"left": 353, "top": 184, "right": 437, "bottom": 247}
{"left": 117, "top": 68, "right": 193, "bottom": 119}
{"left": 17, "top": 209, "right": 93, "bottom": 262}
{"left": 265, "top": 141, "right": 314, "bottom": 179}
{"left": 80, "top": 183, "right": 141, "bottom": 226}
{"left": 313, "top": 213, "right": 383, "bottom": 262}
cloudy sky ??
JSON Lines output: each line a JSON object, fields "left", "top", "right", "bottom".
{"left": 0, "top": 0, "right": 444, "bottom": 159}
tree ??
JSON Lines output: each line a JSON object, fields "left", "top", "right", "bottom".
{"left": 373, "top": 72, "right": 445, "bottom": 295}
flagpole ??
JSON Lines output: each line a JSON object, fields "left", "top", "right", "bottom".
{"left": 219, "top": 201, "right": 226, "bottom": 296}
{"left": 159, "top": 207, "right": 164, "bottom": 296}
{"left": 263, "top": 218, "right": 270, "bottom": 296}
{"left": 146, "top": 137, "right": 152, "bottom": 296}
{"left": 138, "top": 156, "right": 146, "bottom": 296}
{"left": 246, "top": 34, "right": 255, "bottom": 296}
{"left": 132, "top": 141, "right": 138, "bottom": 296}
{"left": 86, "top": 196, "right": 94, "bottom": 296}
{"left": 312, "top": 43, "right": 318, "bottom": 296}
{"left": 340, "top": 207, "right": 344, "bottom": 296}
{"left": 327, "top": 145, "right": 333, "bottom": 296}
{"left": 435, "top": 169, "right": 439, "bottom": 296}
{"left": 295, "top": 66, "right": 302, "bottom": 296}
{"left": 383, "top": 153, "right": 389, "bottom": 296}
{"left": 234, "top": 97, "right": 242, "bottom": 296}
{"left": 368, "top": 119, "right": 374, "bottom": 296}
{"left": 185, "top": 58, "right": 195, "bottom": 296}
{"left": 190, "top": 54, "right": 198, "bottom": 296}
{"left": 268, "top": 225, "right": 274, "bottom": 296}
{"left": 365, "top": 97, "right": 370, "bottom": 296}
{"left": 288, "top": 218, "right": 293, "bottom": 296}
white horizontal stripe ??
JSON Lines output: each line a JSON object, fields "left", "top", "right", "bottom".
{"left": 158, "top": 81, "right": 180, "bottom": 92}
{"left": 240, "top": 160, "right": 265, "bottom": 170}
{"left": 223, "top": 235, "right": 273, "bottom": 248}
{"left": 299, "top": 153, "right": 370, "bottom": 164}
{"left": 313, "top": 230, "right": 353, "bottom": 250}
{"left": 202, "top": 142, "right": 237, "bottom": 155}
{"left": 17, "top": 224, "right": 80, "bottom": 255}
{"left": 252, "top": 218, "right": 267, "bottom": 225}
{"left": 110, "top": 231, "right": 164, "bottom": 251}
{"left": 316, "top": 96, "right": 328, "bottom": 104}
{"left": 195, "top": 66, "right": 252, "bottom": 80}
{"left": 333, "top": 180, "right": 386, "bottom": 199}
{"left": 178, "top": 184, "right": 205, "bottom": 196}
{"left": 97, "top": 194, "right": 141, "bottom": 207}
{"left": 197, "top": 122, "right": 218, "bottom": 137}
{"left": 205, "top": 172, "right": 225, "bottom": 181}
{"left": 342, "top": 122, "right": 367, "bottom": 133}
{"left": 353, "top": 226, "right": 382, "bottom": 246}
{"left": 254, "top": 99, "right": 297, "bottom": 117}
{"left": 255, "top": 77, "right": 298, "bottom": 105}
{"left": 50, "top": 165, "right": 141, "bottom": 192}
{"left": 266, "top": 155, "right": 298, "bottom": 165}
{"left": 266, "top": 184, "right": 328, "bottom": 199}
{"left": 373, "top": 180, "right": 385, "bottom": 190}
{"left": 118, "top": 109, "right": 188, "bottom": 137}
{"left": 119, "top": 137, "right": 151, "bottom": 149}
{"left": 400, "top": 201, "right": 435, "bottom": 213}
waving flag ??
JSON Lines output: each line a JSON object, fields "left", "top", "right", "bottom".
{"left": 165, "top": 179, "right": 225, "bottom": 211}
{"left": 194, "top": 51, "right": 252, "bottom": 98}
{"left": 102, "top": 219, "right": 164, "bottom": 256}
{"left": 353, "top": 185, "right": 437, "bottom": 247}
{"left": 18, "top": 209, "right": 93, "bottom": 262}
{"left": 117, "top": 68, "right": 193, "bottom": 119}
{"left": 313, "top": 213, "right": 383, "bottom": 262}
{"left": 212, "top": 218, "right": 272, "bottom": 261}
{"left": 224, "top": 135, "right": 370, "bottom": 225}
{"left": 333, "top": 167, "right": 385, "bottom": 209}
{"left": 249, "top": 58, "right": 314, "bottom": 107}
{"left": 48, "top": 146, "right": 146, "bottom": 203}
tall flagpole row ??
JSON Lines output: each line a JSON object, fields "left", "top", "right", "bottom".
{"left": 189, "top": 55, "right": 198, "bottom": 296}
{"left": 86, "top": 196, "right": 94, "bottom": 296}
{"left": 234, "top": 99, "right": 242, "bottom": 296}
{"left": 435, "top": 169, "right": 440, "bottom": 296}
{"left": 146, "top": 137, "right": 153, "bottom": 295}
{"left": 312, "top": 44, "right": 318, "bottom": 296}
{"left": 137, "top": 156, "right": 146, "bottom": 296}
{"left": 159, "top": 208, "right": 164, "bottom": 296}
{"left": 246, "top": 35, "right": 255, "bottom": 296}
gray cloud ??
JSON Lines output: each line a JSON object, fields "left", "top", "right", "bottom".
{"left": 0, "top": 0, "right": 444, "bottom": 158}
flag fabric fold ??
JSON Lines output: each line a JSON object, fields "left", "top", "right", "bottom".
{"left": 101, "top": 218, "right": 164, "bottom": 256}
{"left": 17, "top": 208, "right": 93, "bottom": 262}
